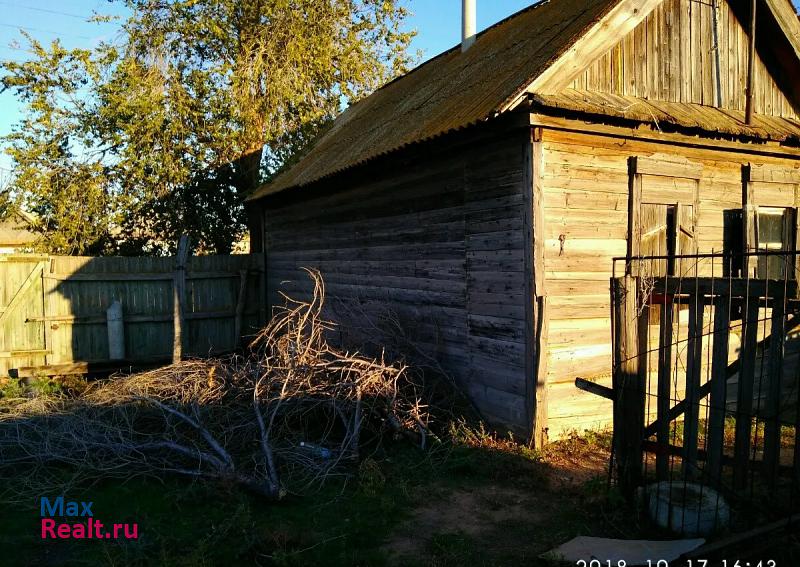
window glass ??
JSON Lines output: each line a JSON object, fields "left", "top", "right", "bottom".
{"left": 758, "top": 209, "right": 784, "bottom": 247}
{"left": 756, "top": 208, "right": 790, "bottom": 279}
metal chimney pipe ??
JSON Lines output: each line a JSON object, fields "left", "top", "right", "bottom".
{"left": 462, "top": 0, "right": 476, "bottom": 52}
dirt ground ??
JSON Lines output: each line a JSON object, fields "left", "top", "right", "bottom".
{"left": 384, "top": 434, "right": 622, "bottom": 566}
{"left": 385, "top": 484, "right": 543, "bottom": 558}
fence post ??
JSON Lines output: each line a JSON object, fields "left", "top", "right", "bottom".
{"left": 172, "top": 235, "right": 190, "bottom": 364}
{"left": 707, "top": 296, "right": 731, "bottom": 484}
{"left": 682, "top": 293, "right": 704, "bottom": 478}
{"left": 656, "top": 294, "right": 674, "bottom": 480}
{"left": 612, "top": 275, "right": 646, "bottom": 499}
{"left": 763, "top": 298, "right": 785, "bottom": 487}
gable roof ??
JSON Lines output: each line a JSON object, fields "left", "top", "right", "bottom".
{"left": 250, "top": 0, "right": 800, "bottom": 201}
{"left": 250, "top": 0, "right": 619, "bottom": 199}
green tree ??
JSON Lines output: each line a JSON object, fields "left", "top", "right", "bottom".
{"left": 1, "top": 0, "right": 414, "bottom": 255}
{"left": 1, "top": 36, "right": 120, "bottom": 254}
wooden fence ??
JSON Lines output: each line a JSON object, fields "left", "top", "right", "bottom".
{"left": 0, "top": 253, "right": 265, "bottom": 377}
{"left": 611, "top": 265, "right": 800, "bottom": 524}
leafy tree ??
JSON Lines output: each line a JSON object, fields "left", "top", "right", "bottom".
{"left": 1, "top": 36, "right": 121, "bottom": 254}
{"left": 1, "top": 1, "right": 414, "bottom": 255}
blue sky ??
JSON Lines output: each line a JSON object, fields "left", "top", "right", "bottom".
{"left": 1, "top": 0, "right": 799, "bottom": 172}
{"left": 0, "top": 0, "right": 129, "bottom": 171}
{"left": 0, "top": 0, "right": 534, "bottom": 171}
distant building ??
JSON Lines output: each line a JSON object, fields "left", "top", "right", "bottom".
{"left": 0, "top": 211, "right": 38, "bottom": 254}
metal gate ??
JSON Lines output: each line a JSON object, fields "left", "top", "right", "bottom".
{"left": 611, "top": 251, "right": 800, "bottom": 532}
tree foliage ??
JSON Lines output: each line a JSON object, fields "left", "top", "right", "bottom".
{"left": 1, "top": 1, "right": 414, "bottom": 255}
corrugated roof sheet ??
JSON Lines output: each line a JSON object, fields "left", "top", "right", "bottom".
{"left": 530, "top": 90, "right": 800, "bottom": 141}
{"left": 249, "top": 0, "right": 618, "bottom": 199}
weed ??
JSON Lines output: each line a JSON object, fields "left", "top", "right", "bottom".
{"left": 27, "top": 376, "right": 65, "bottom": 397}
{"left": 0, "top": 376, "right": 74, "bottom": 400}
{"left": 358, "top": 457, "right": 386, "bottom": 496}
{"left": 0, "top": 378, "right": 23, "bottom": 399}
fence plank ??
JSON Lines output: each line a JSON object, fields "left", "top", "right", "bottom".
{"left": 612, "top": 276, "right": 646, "bottom": 499}
{"left": 682, "top": 293, "right": 704, "bottom": 477}
{"left": 652, "top": 277, "right": 797, "bottom": 298}
{"left": 763, "top": 299, "right": 786, "bottom": 487}
{"left": 233, "top": 269, "right": 248, "bottom": 348}
{"left": 26, "top": 309, "right": 258, "bottom": 325}
{"left": 656, "top": 296, "right": 674, "bottom": 480}
{"left": 41, "top": 259, "right": 53, "bottom": 366}
{"left": 44, "top": 271, "right": 241, "bottom": 281}
{"left": 733, "top": 297, "right": 761, "bottom": 491}
{"left": 708, "top": 296, "right": 731, "bottom": 484}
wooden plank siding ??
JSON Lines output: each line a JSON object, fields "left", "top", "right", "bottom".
{"left": 568, "top": 0, "right": 799, "bottom": 119}
{"left": 539, "top": 125, "right": 800, "bottom": 437}
{"left": 257, "top": 116, "right": 800, "bottom": 441}
{"left": 259, "top": 129, "right": 532, "bottom": 435}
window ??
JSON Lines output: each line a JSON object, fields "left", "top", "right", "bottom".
{"left": 755, "top": 208, "right": 794, "bottom": 279}
{"left": 627, "top": 156, "right": 701, "bottom": 277}
{"left": 723, "top": 208, "right": 797, "bottom": 279}
{"left": 738, "top": 163, "right": 800, "bottom": 280}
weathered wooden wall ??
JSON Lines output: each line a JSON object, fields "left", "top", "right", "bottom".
{"left": 569, "top": 0, "right": 798, "bottom": 118}
{"left": 0, "top": 254, "right": 264, "bottom": 377}
{"left": 256, "top": 116, "right": 800, "bottom": 441}
{"left": 539, "top": 122, "right": 800, "bottom": 437}
{"left": 259, "top": 128, "right": 531, "bottom": 434}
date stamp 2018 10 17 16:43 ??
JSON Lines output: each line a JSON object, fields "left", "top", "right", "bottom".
{"left": 575, "top": 561, "right": 777, "bottom": 567}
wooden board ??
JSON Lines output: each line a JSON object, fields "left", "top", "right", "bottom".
{"left": 259, "top": 129, "right": 532, "bottom": 436}
{"left": 567, "top": 0, "right": 798, "bottom": 119}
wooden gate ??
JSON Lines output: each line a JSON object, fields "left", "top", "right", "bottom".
{"left": 0, "top": 255, "right": 49, "bottom": 376}
{"left": 0, "top": 253, "right": 265, "bottom": 378}
{"left": 612, "top": 267, "right": 800, "bottom": 522}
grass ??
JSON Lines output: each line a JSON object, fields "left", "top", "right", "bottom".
{"left": 665, "top": 415, "right": 796, "bottom": 451}
{"left": 0, "top": 375, "right": 80, "bottom": 399}
{"left": 0, "top": 425, "right": 629, "bottom": 567}
{"left": 1, "top": 446, "right": 419, "bottom": 566}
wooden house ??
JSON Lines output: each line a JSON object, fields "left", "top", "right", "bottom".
{"left": 246, "top": 0, "right": 800, "bottom": 445}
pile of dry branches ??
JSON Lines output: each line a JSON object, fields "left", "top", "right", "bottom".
{"left": 0, "top": 270, "right": 428, "bottom": 500}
